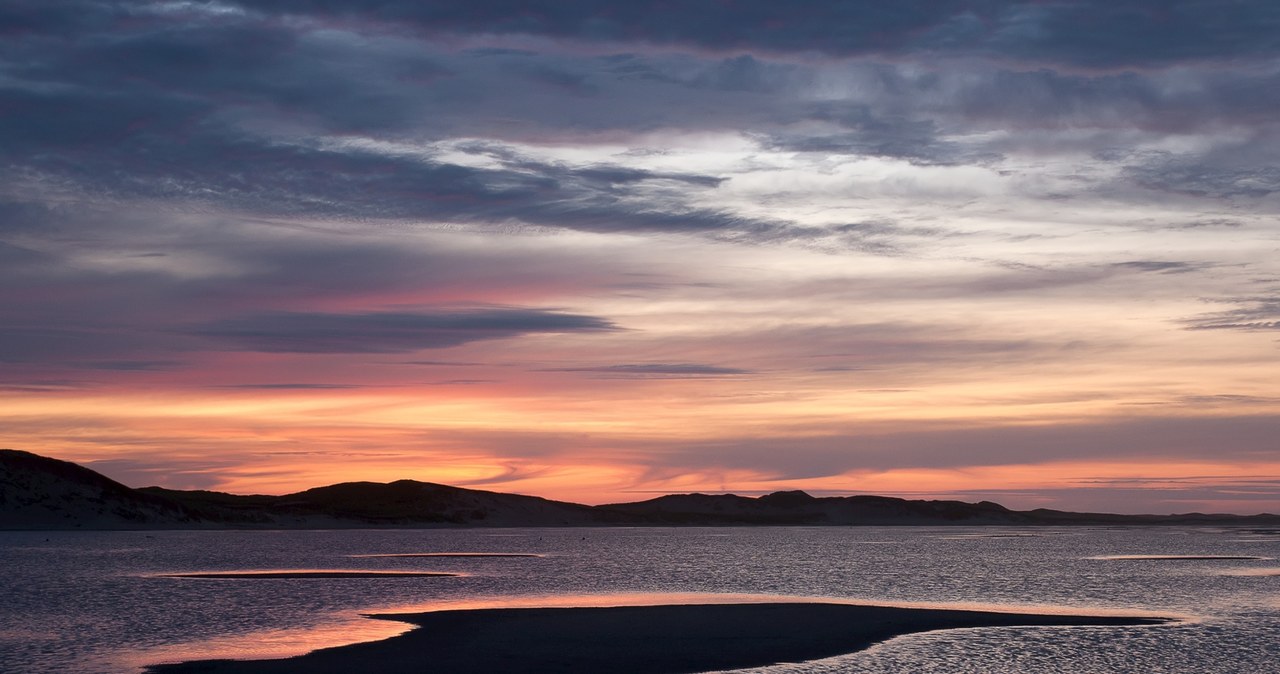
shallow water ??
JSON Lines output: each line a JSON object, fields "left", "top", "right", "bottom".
{"left": 0, "top": 526, "right": 1277, "bottom": 673}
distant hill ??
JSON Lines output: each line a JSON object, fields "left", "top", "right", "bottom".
{"left": 3, "top": 449, "right": 1279, "bottom": 530}
{"left": 603, "top": 490, "right": 1028, "bottom": 525}
{"left": 0, "top": 449, "right": 199, "bottom": 529}
{"left": 604, "top": 490, "right": 1280, "bottom": 526}
{"left": 0, "top": 449, "right": 636, "bottom": 529}
{"left": 139, "top": 479, "right": 637, "bottom": 527}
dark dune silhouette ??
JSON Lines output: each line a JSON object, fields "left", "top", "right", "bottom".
{"left": 144, "top": 602, "right": 1170, "bottom": 674}
{"left": 5, "top": 449, "right": 1280, "bottom": 529}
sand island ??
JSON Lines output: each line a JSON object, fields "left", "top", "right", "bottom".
{"left": 145, "top": 601, "right": 1169, "bottom": 674}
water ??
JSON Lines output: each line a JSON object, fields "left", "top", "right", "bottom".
{"left": 0, "top": 526, "right": 1277, "bottom": 673}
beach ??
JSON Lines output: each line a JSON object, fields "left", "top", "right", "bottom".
{"left": 145, "top": 602, "right": 1168, "bottom": 674}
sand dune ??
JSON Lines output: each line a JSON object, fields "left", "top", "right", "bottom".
{"left": 145, "top": 602, "right": 1169, "bottom": 674}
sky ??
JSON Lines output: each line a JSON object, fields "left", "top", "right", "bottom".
{"left": 2, "top": 1, "right": 1279, "bottom": 514}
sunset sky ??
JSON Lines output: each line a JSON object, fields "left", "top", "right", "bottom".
{"left": 3, "top": 1, "right": 1279, "bottom": 514}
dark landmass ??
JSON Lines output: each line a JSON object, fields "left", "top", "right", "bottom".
{"left": 4, "top": 449, "right": 1280, "bottom": 530}
{"left": 144, "top": 602, "right": 1170, "bottom": 674}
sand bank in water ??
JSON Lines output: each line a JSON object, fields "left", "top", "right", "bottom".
{"left": 157, "top": 571, "right": 458, "bottom": 579}
{"left": 349, "top": 552, "right": 542, "bottom": 558}
{"left": 146, "top": 602, "right": 1168, "bottom": 674}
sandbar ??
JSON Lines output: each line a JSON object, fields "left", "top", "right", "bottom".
{"left": 157, "top": 571, "right": 458, "bottom": 579}
{"left": 349, "top": 552, "right": 542, "bottom": 558}
{"left": 145, "top": 602, "right": 1168, "bottom": 673}
{"left": 1088, "top": 554, "right": 1266, "bottom": 561}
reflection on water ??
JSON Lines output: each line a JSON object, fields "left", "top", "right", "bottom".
{"left": 369, "top": 592, "right": 1179, "bottom": 621}
{"left": 124, "top": 611, "right": 413, "bottom": 671}
{"left": 372, "top": 591, "right": 835, "bottom": 613}
{"left": 0, "top": 526, "right": 1277, "bottom": 673}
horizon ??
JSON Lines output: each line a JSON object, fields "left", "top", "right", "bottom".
{"left": 4, "top": 2, "right": 1280, "bottom": 516}
{"left": 11, "top": 448, "right": 1275, "bottom": 517}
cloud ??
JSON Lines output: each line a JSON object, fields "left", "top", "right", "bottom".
{"left": 1126, "top": 150, "right": 1280, "bottom": 198}
{"left": 1183, "top": 296, "right": 1280, "bottom": 332}
{"left": 9, "top": 0, "right": 1280, "bottom": 243}
{"left": 77, "top": 360, "right": 181, "bottom": 371}
{"left": 245, "top": 1, "right": 1280, "bottom": 69}
{"left": 86, "top": 456, "right": 240, "bottom": 491}
{"left": 0, "top": 202, "right": 646, "bottom": 374}
{"left": 542, "top": 363, "right": 753, "bottom": 378}
{"left": 188, "top": 308, "right": 619, "bottom": 353}
{"left": 1110, "top": 260, "right": 1203, "bottom": 275}
{"left": 212, "top": 383, "right": 363, "bottom": 390}
{"left": 1179, "top": 394, "right": 1279, "bottom": 406}
{"left": 2, "top": 0, "right": 1278, "bottom": 517}
{"left": 655, "top": 414, "right": 1280, "bottom": 480}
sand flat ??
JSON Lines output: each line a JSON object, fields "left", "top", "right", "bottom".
{"left": 145, "top": 602, "right": 1169, "bottom": 674}
{"left": 157, "top": 570, "right": 458, "bottom": 579}
{"left": 1088, "top": 555, "right": 1267, "bottom": 561}
{"left": 349, "top": 552, "right": 543, "bottom": 558}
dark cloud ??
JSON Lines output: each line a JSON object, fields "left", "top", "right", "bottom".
{"left": 213, "top": 383, "right": 363, "bottom": 390}
{"left": 422, "top": 379, "right": 497, "bottom": 386}
{"left": 0, "top": 379, "right": 88, "bottom": 393}
{"left": 1162, "top": 218, "right": 1243, "bottom": 230}
{"left": 1126, "top": 151, "right": 1280, "bottom": 198}
{"left": 1183, "top": 297, "right": 1280, "bottom": 332}
{"left": 77, "top": 360, "right": 181, "bottom": 371}
{"left": 249, "top": 1, "right": 1280, "bottom": 68}
{"left": 0, "top": 202, "right": 652, "bottom": 376}
{"left": 762, "top": 103, "right": 995, "bottom": 166}
{"left": 0, "top": 241, "right": 54, "bottom": 268}
{"left": 1179, "top": 394, "right": 1278, "bottom": 406}
{"left": 2, "top": 87, "right": 770, "bottom": 238}
{"left": 0, "top": 327, "right": 181, "bottom": 365}
{"left": 984, "top": 1, "right": 1280, "bottom": 69}
{"left": 189, "top": 308, "right": 619, "bottom": 353}
{"left": 543, "top": 363, "right": 752, "bottom": 378}
{"left": 1111, "top": 261, "right": 1203, "bottom": 274}
{"left": 7, "top": 0, "right": 1279, "bottom": 240}
{"left": 401, "top": 360, "right": 488, "bottom": 366}
{"left": 255, "top": 0, "right": 970, "bottom": 56}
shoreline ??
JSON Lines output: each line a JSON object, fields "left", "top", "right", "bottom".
{"left": 145, "top": 602, "right": 1171, "bottom": 674}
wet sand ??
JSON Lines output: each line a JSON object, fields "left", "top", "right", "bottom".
{"left": 145, "top": 602, "right": 1169, "bottom": 674}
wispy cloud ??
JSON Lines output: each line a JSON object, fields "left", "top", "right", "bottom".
{"left": 3, "top": 0, "right": 1280, "bottom": 513}
{"left": 1184, "top": 296, "right": 1280, "bottom": 332}
{"left": 542, "top": 363, "right": 753, "bottom": 378}
{"left": 189, "top": 308, "right": 619, "bottom": 353}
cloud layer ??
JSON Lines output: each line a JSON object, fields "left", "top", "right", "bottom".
{"left": 3, "top": 0, "right": 1279, "bottom": 513}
